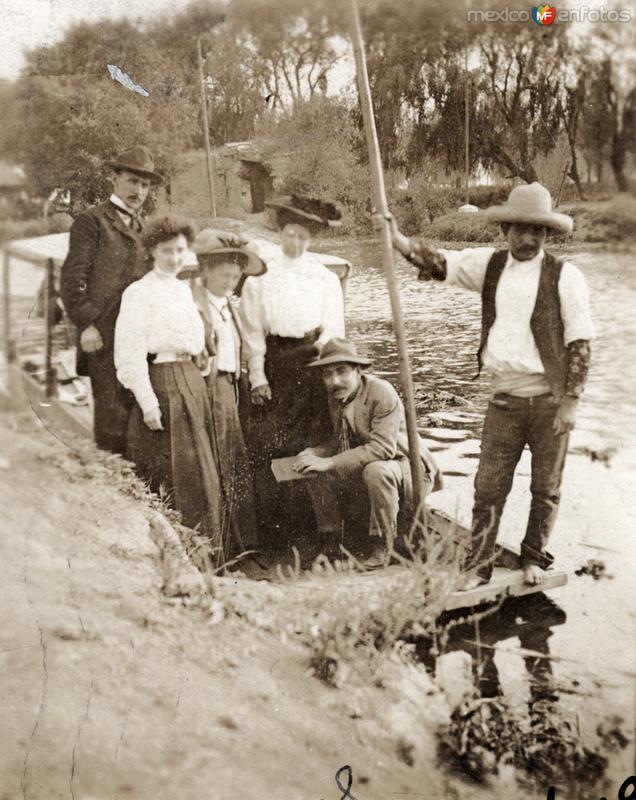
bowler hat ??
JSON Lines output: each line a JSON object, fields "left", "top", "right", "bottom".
{"left": 308, "top": 338, "right": 371, "bottom": 368}
{"left": 108, "top": 145, "right": 163, "bottom": 184}
{"left": 484, "top": 182, "right": 573, "bottom": 233}
{"left": 193, "top": 228, "right": 267, "bottom": 277}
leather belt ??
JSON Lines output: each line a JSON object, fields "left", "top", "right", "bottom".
{"left": 152, "top": 352, "right": 192, "bottom": 364}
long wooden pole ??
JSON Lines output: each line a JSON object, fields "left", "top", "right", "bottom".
{"left": 3, "top": 248, "right": 15, "bottom": 364}
{"left": 464, "top": 49, "right": 470, "bottom": 206}
{"left": 197, "top": 36, "right": 218, "bottom": 219}
{"left": 348, "top": 0, "right": 427, "bottom": 513}
{"left": 44, "top": 257, "right": 57, "bottom": 398}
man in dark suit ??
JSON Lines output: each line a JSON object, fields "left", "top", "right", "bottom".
{"left": 60, "top": 146, "right": 162, "bottom": 454}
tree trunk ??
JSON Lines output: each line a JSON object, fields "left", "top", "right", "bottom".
{"left": 568, "top": 156, "right": 586, "bottom": 201}
{"left": 610, "top": 137, "right": 628, "bottom": 192}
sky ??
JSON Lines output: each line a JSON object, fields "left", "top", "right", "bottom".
{"left": 0, "top": 0, "right": 631, "bottom": 81}
{"left": 0, "top": 0, "right": 189, "bottom": 79}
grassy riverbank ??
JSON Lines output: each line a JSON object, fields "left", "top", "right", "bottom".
{"left": 414, "top": 195, "right": 636, "bottom": 248}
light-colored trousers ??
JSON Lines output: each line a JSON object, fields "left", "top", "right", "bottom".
{"left": 306, "top": 459, "right": 416, "bottom": 541}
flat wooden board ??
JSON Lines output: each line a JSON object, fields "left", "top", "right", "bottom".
{"left": 444, "top": 567, "right": 567, "bottom": 611}
{"left": 18, "top": 366, "right": 93, "bottom": 440}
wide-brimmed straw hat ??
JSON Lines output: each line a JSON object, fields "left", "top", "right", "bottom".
{"left": 192, "top": 229, "right": 267, "bottom": 277}
{"left": 308, "top": 338, "right": 371, "bottom": 368}
{"left": 108, "top": 145, "right": 163, "bottom": 184}
{"left": 484, "top": 182, "right": 573, "bottom": 233}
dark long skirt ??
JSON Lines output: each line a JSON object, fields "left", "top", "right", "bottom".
{"left": 207, "top": 372, "right": 258, "bottom": 552}
{"left": 242, "top": 332, "right": 332, "bottom": 548}
{"left": 127, "top": 361, "right": 224, "bottom": 558}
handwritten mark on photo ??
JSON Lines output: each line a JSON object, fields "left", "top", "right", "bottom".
{"left": 335, "top": 765, "right": 358, "bottom": 800}
{"left": 547, "top": 774, "right": 636, "bottom": 800}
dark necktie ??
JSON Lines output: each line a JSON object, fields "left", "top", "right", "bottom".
{"left": 337, "top": 406, "right": 351, "bottom": 453}
{"left": 115, "top": 205, "right": 143, "bottom": 234}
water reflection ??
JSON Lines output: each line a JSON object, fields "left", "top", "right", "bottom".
{"left": 417, "top": 593, "right": 566, "bottom": 704}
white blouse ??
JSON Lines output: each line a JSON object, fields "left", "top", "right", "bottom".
{"left": 207, "top": 291, "right": 237, "bottom": 373}
{"left": 239, "top": 253, "right": 345, "bottom": 388}
{"left": 114, "top": 269, "right": 204, "bottom": 413}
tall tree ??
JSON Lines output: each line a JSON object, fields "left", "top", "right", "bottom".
{"left": 472, "top": 28, "right": 567, "bottom": 183}
{"left": 10, "top": 4, "right": 227, "bottom": 207}
{"left": 198, "top": 26, "right": 266, "bottom": 145}
{"left": 580, "top": 24, "right": 636, "bottom": 193}
{"left": 359, "top": 0, "right": 467, "bottom": 171}
{"left": 227, "top": 0, "right": 342, "bottom": 111}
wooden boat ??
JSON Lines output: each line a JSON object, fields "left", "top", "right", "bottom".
{"left": 2, "top": 232, "right": 568, "bottom": 612}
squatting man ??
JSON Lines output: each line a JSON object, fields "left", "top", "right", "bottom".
{"left": 292, "top": 337, "right": 441, "bottom": 567}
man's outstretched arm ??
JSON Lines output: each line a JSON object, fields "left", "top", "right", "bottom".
{"left": 375, "top": 212, "right": 447, "bottom": 281}
{"left": 373, "top": 211, "right": 496, "bottom": 292}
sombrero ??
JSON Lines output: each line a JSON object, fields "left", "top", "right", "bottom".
{"left": 484, "top": 182, "right": 573, "bottom": 233}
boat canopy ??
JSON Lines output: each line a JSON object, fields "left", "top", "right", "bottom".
{"left": 2, "top": 231, "right": 352, "bottom": 281}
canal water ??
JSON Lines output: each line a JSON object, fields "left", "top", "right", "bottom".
{"left": 314, "top": 235, "right": 636, "bottom": 788}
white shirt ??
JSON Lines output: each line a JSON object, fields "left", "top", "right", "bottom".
{"left": 440, "top": 247, "right": 595, "bottom": 396}
{"left": 207, "top": 291, "right": 237, "bottom": 373}
{"left": 115, "top": 269, "right": 205, "bottom": 413}
{"left": 240, "top": 253, "right": 345, "bottom": 388}
{"left": 110, "top": 193, "right": 136, "bottom": 227}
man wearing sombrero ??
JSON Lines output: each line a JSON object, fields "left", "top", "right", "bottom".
{"left": 385, "top": 182, "right": 595, "bottom": 588}
{"left": 61, "top": 145, "right": 162, "bottom": 455}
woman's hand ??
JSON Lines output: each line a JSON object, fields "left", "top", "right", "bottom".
{"left": 143, "top": 406, "right": 163, "bottom": 431}
{"left": 251, "top": 383, "right": 272, "bottom": 405}
{"left": 80, "top": 325, "right": 103, "bottom": 353}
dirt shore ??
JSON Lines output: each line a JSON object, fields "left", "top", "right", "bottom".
{"left": 1, "top": 378, "right": 480, "bottom": 800}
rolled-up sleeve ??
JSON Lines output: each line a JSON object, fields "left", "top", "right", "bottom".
{"left": 114, "top": 285, "right": 158, "bottom": 414}
{"left": 239, "top": 275, "right": 268, "bottom": 389}
{"left": 559, "top": 262, "right": 595, "bottom": 344}
{"left": 438, "top": 246, "right": 496, "bottom": 293}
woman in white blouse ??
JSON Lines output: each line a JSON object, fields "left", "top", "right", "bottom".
{"left": 114, "top": 216, "right": 223, "bottom": 558}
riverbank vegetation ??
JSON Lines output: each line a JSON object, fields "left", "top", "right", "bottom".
{"left": 405, "top": 194, "right": 636, "bottom": 247}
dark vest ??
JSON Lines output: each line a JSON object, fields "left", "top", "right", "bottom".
{"left": 477, "top": 249, "right": 567, "bottom": 397}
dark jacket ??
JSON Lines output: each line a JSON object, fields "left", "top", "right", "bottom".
{"left": 315, "top": 374, "right": 443, "bottom": 495}
{"left": 60, "top": 200, "right": 148, "bottom": 373}
{"left": 478, "top": 249, "right": 567, "bottom": 397}
{"left": 191, "top": 279, "right": 243, "bottom": 383}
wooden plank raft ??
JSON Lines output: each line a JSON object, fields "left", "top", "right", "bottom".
{"left": 444, "top": 567, "right": 567, "bottom": 611}
{"left": 427, "top": 508, "right": 568, "bottom": 611}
